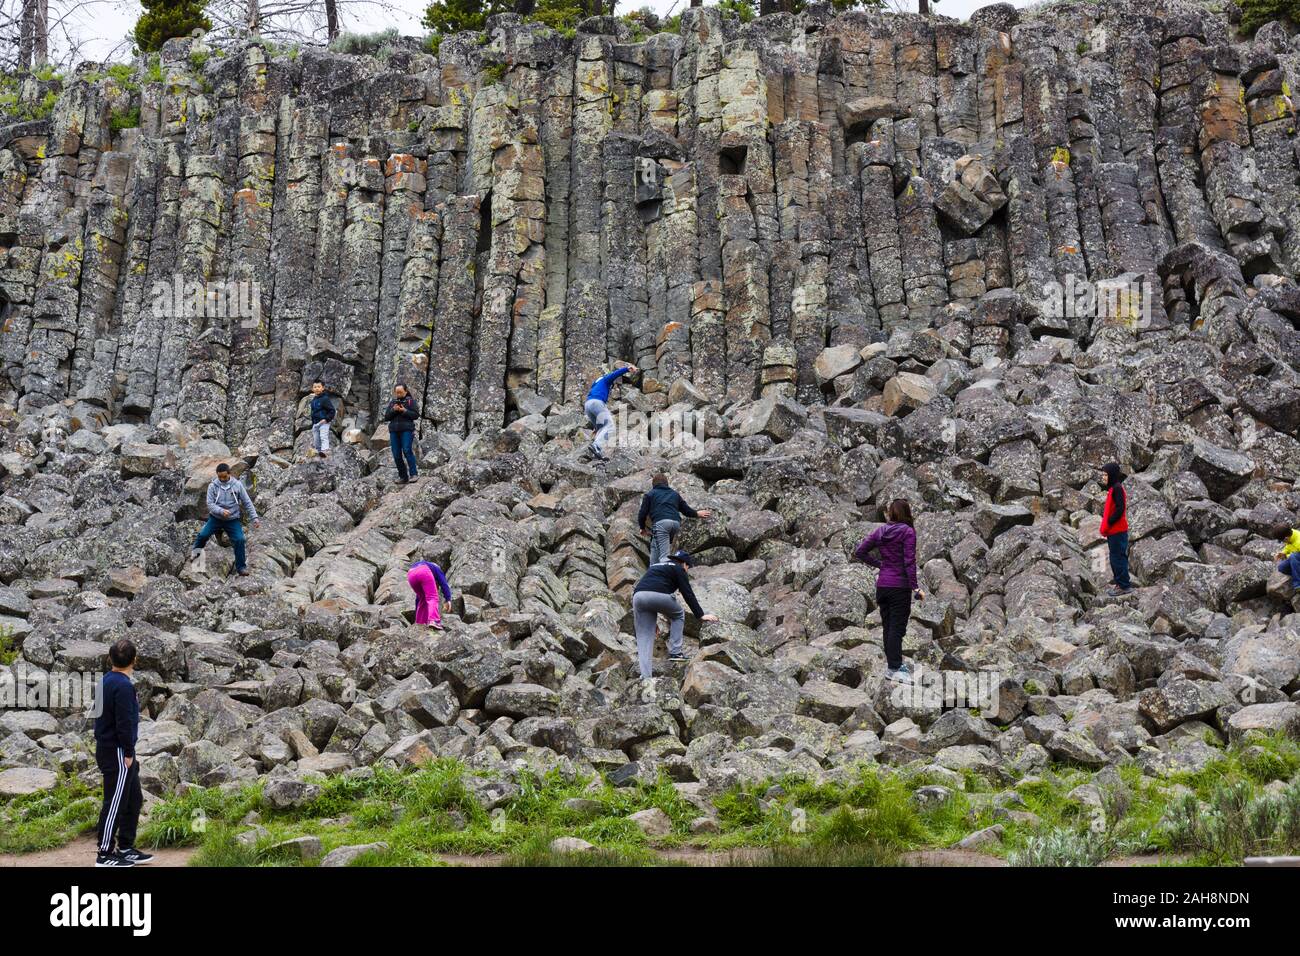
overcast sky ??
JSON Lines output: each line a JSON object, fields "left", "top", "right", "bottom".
{"left": 68, "top": 0, "right": 1034, "bottom": 64}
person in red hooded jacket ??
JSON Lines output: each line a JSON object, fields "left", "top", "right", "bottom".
{"left": 1100, "top": 462, "right": 1132, "bottom": 595}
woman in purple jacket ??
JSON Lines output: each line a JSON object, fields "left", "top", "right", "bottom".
{"left": 852, "top": 499, "right": 925, "bottom": 684}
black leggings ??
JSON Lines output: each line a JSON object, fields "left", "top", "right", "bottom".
{"left": 876, "top": 586, "right": 913, "bottom": 670}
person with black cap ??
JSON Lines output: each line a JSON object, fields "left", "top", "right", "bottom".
{"left": 631, "top": 550, "right": 717, "bottom": 680}
{"left": 1100, "top": 462, "right": 1132, "bottom": 595}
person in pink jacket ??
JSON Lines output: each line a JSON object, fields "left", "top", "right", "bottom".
{"left": 407, "top": 559, "right": 452, "bottom": 630}
{"left": 852, "top": 498, "right": 924, "bottom": 684}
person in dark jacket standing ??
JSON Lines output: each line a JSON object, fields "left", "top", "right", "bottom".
{"left": 853, "top": 499, "right": 924, "bottom": 684}
{"left": 638, "top": 474, "right": 714, "bottom": 565}
{"left": 631, "top": 550, "right": 718, "bottom": 680}
{"left": 93, "top": 640, "right": 152, "bottom": 867}
{"left": 309, "top": 379, "right": 336, "bottom": 459}
{"left": 384, "top": 383, "right": 420, "bottom": 484}
{"left": 1100, "top": 461, "right": 1132, "bottom": 596}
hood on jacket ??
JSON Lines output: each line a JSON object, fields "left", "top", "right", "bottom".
{"left": 878, "top": 520, "right": 914, "bottom": 541}
{"left": 1102, "top": 462, "right": 1126, "bottom": 488}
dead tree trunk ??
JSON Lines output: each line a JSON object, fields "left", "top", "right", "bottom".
{"left": 19, "top": 0, "right": 48, "bottom": 70}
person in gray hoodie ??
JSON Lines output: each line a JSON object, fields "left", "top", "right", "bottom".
{"left": 190, "top": 463, "right": 261, "bottom": 575}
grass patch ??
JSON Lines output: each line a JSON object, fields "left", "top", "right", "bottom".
{"left": 0, "top": 777, "right": 99, "bottom": 853}
{"left": 0, "top": 626, "right": 18, "bottom": 665}
{"left": 109, "top": 107, "right": 141, "bottom": 132}
{"left": 9, "top": 735, "right": 1300, "bottom": 867}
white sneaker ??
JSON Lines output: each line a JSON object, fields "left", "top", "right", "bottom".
{"left": 886, "top": 664, "right": 913, "bottom": 685}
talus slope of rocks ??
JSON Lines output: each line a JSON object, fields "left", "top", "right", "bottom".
{"left": 1, "top": 2, "right": 1300, "bottom": 808}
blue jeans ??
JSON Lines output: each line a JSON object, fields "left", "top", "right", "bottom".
{"left": 1279, "top": 553, "right": 1300, "bottom": 589}
{"left": 1107, "top": 531, "right": 1131, "bottom": 590}
{"left": 389, "top": 429, "right": 418, "bottom": 480}
{"left": 194, "top": 516, "right": 247, "bottom": 571}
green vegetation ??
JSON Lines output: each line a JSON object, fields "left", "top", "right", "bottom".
{"left": 423, "top": 0, "right": 506, "bottom": 36}
{"left": 329, "top": 28, "right": 401, "bottom": 57}
{"left": 482, "top": 62, "right": 508, "bottom": 85}
{"left": 1239, "top": 0, "right": 1300, "bottom": 34}
{"left": 719, "top": 0, "right": 881, "bottom": 17}
{"left": 84, "top": 63, "right": 141, "bottom": 92}
{"left": 0, "top": 777, "right": 99, "bottom": 853}
{"left": 0, "top": 70, "right": 62, "bottom": 123}
{"left": 718, "top": 0, "right": 757, "bottom": 21}
{"left": 0, "top": 626, "right": 17, "bottom": 666}
{"left": 423, "top": 0, "right": 665, "bottom": 45}
{"left": 134, "top": 0, "right": 212, "bottom": 54}
{"left": 109, "top": 106, "right": 142, "bottom": 132}
{"left": 7, "top": 735, "right": 1299, "bottom": 867}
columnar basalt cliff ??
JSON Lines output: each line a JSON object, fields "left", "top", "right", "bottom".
{"left": 2, "top": 0, "right": 1296, "bottom": 440}
{"left": 0, "top": 2, "right": 1299, "bottom": 830}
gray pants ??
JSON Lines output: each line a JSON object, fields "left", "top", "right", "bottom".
{"left": 584, "top": 398, "right": 614, "bottom": 454}
{"left": 632, "top": 590, "right": 685, "bottom": 679}
{"left": 648, "top": 518, "right": 680, "bottom": 565}
{"left": 311, "top": 420, "right": 330, "bottom": 453}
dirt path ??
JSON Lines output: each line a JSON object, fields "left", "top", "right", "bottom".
{"left": 0, "top": 836, "right": 198, "bottom": 868}
{"left": 0, "top": 838, "right": 1183, "bottom": 868}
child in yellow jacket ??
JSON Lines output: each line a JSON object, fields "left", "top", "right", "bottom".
{"left": 1276, "top": 528, "right": 1300, "bottom": 590}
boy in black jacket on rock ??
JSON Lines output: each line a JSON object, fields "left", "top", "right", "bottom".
{"left": 309, "top": 379, "right": 336, "bottom": 459}
{"left": 94, "top": 639, "right": 152, "bottom": 867}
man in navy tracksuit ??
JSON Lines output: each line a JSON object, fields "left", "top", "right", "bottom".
{"left": 638, "top": 473, "right": 714, "bottom": 565}
{"left": 94, "top": 639, "right": 152, "bottom": 867}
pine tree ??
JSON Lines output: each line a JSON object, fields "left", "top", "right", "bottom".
{"left": 1239, "top": 0, "right": 1300, "bottom": 34}
{"left": 134, "top": 0, "right": 212, "bottom": 53}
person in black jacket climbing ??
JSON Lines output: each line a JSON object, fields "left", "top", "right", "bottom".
{"left": 638, "top": 474, "right": 714, "bottom": 565}
{"left": 631, "top": 550, "right": 717, "bottom": 680}
{"left": 93, "top": 640, "right": 152, "bottom": 868}
{"left": 384, "top": 383, "right": 420, "bottom": 483}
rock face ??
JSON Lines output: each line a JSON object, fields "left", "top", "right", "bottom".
{"left": 1, "top": 4, "right": 1300, "bottom": 806}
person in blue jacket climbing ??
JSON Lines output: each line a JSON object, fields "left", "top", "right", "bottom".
{"left": 584, "top": 362, "right": 639, "bottom": 461}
